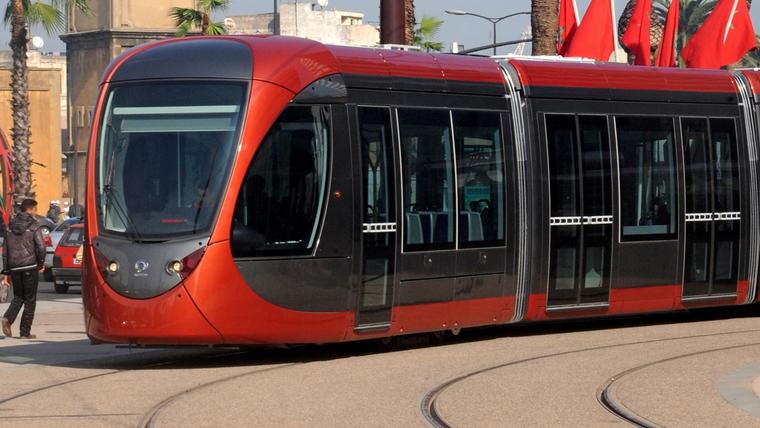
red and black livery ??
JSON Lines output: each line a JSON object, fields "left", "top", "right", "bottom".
{"left": 82, "top": 35, "right": 760, "bottom": 345}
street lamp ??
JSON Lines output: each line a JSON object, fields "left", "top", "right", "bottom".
{"left": 445, "top": 9, "right": 531, "bottom": 56}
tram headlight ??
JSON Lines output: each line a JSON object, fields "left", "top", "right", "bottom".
{"left": 107, "top": 261, "right": 119, "bottom": 274}
{"left": 166, "top": 260, "right": 183, "bottom": 275}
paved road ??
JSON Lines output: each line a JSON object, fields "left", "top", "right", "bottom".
{"left": 2, "top": 284, "right": 760, "bottom": 427}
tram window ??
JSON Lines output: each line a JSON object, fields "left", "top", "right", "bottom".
{"left": 710, "top": 119, "right": 740, "bottom": 214}
{"left": 231, "top": 105, "right": 330, "bottom": 257}
{"left": 616, "top": 116, "right": 677, "bottom": 240}
{"left": 682, "top": 118, "right": 711, "bottom": 214}
{"left": 398, "top": 109, "right": 455, "bottom": 251}
{"left": 579, "top": 116, "right": 611, "bottom": 216}
{"left": 453, "top": 110, "right": 505, "bottom": 247}
{"left": 546, "top": 115, "right": 579, "bottom": 217}
{"left": 97, "top": 82, "right": 246, "bottom": 239}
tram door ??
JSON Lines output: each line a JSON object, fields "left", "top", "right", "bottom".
{"left": 682, "top": 118, "right": 741, "bottom": 298}
{"left": 355, "top": 107, "right": 397, "bottom": 328}
{"left": 545, "top": 115, "right": 613, "bottom": 307}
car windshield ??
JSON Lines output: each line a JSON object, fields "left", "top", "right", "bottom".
{"left": 97, "top": 82, "right": 246, "bottom": 240}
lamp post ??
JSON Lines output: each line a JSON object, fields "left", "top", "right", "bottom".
{"left": 445, "top": 10, "right": 531, "bottom": 56}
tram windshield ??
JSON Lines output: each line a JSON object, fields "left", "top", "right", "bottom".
{"left": 96, "top": 82, "right": 246, "bottom": 240}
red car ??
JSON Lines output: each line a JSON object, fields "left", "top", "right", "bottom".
{"left": 52, "top": 224, "right": 84, "bottom": 294}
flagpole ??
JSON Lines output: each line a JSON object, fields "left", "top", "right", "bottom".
{"left": 723, "top": 0, "right": 739, "bottom": 43}
{"left": 610, "top": 0, "right": 623, "bottom": 62}
{"left": 572, "top": 0, "right": 580, "bottom": 26}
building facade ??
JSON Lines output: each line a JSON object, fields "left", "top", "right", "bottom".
{"left": 0, "top": 67, "right": 62, "bottom": 210}
{"left": 226, "top": 2, "right": 379, "bottom": 46}
{"left": 60, "top": 0, "right": 194, "bottom": 206}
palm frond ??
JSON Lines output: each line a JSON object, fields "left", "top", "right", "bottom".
{"left": 205, "top": 22, "right": 227, "bottom": 35}
{"left": 198, "top": 0, "right": 231, "bottom": 12}
{"left": 26, "top": 2, "right": 64, "bottom": 34}
{"left": 175, "top": 20, "right": 192, "bottom": 37}
{"left": 170, "top": 7, "right": 202, "bottom": 29}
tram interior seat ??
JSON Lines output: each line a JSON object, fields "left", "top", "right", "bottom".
{"left": 406, "top": 213, "right": 423, "bottom": 244}
{"left": 460, "top": 211, "right": 484, "bottom": 242}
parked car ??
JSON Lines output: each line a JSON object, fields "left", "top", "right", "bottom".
{"left": 52, "top": 224, "right": 84, "bottom": 294}
{"left": 44, "top": 217, "right": 82, "bottom": 281}
{"left": 34, "top": 215, "right": 55, "bottom": 235}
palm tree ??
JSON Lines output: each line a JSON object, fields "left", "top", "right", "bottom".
{"left": 4, "top": 0, "right": 89, "bottom": 200}
{"left": 531, "top": 0, "right": 558, "bottom": 55}
{"left": 413, "top": 15, "right": 443, "bottom": 52}
{"left": 404, "top": 0, "right": 415, "bottom": 45}
{"left": 170, "top": 0, "right": 230, "bottom": 36}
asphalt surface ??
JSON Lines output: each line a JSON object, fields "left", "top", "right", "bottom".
{"left": 1, "top": 283, "right": 760, "bottom": 427}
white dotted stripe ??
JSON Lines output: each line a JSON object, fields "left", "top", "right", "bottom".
{"left": 583, "top": 215, "right": 613, "bottom": 225}
{"left": 714, "top": 211, "right": 741, "bottom": 221}
{"left": 362, "top": 222, "right": 397, "bottom": 233}
{"left": 685, "top": 212, "right": 741, "bottom": 222}
{"left": 549, "top": 216, "right": 582, "bottom": 226}
{"left": 685, "top": 212, "right": 713, "bottom": 222}
{"left": 549, "top": 216, "right": 613, "bottom": 226}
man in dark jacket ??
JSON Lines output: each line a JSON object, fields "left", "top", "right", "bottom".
{"left": 1, "top": 199, "right": 46, "bottom": 339}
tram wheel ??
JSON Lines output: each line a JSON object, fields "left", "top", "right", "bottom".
{"left": 54, "top": 283, "right": 69, "bottom": 294}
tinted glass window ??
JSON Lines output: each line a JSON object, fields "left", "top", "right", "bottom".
{"left": 231, "top": 106, "right": 330, "bottom": 257}
{"left": 580, "top": 116, "right": 611, "bottom": 216}
{"left": 617, "top": 116, "right": 677, "bottom": 239}
{"left": 360, "top": 108, "right": 395, "bottom": 225}
{"left": 682, "top": 118, "right": 711, "bottom": 214}
{"left": 97, "top": 82, "right": 246, "bottom": 239}
{"left": 546, "top": 115, "right": 578, "bottom": 217}
{"left": 453, "top": 110, "right": 505, "bottom": 247}
{"left": 711, "top": 118, "right": 739, "bottom": 213}
{"left": 398, "top": 109, "right": 454, "bottom": 251}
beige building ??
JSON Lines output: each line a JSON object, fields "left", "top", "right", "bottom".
{"left": 226, "top": 2, "right": 380, "bottom": 46}
{"left": 0, "top": 67, "right": 62, "bottom": 210}
{"left": 60, "top": 0, "right": 194, "bottom": 205}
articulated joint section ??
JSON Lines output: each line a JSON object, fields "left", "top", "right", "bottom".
{"left": 735, "top": 73, "right": 760, "bottom": 304}
{"left": 501, "top": 61, "right": 531, "bottom": 324}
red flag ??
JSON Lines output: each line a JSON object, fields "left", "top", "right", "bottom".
{"left": 563, "top": 0, "right": 615, "bottom": 61}
{"left": 558, "top": 0, "right": 579, "bottom": 55}
{"left": 621, "top": 0, "right": 652, "bottom": 65}
{"left": 656, "top": 0, "right": 679, "bottom": 67}
{"left": 681, "top": 0, "right": 757, "bottom": 69}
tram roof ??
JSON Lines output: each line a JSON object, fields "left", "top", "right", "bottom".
{"left": 104, "top": 36, "right": 743, "bottom": 104}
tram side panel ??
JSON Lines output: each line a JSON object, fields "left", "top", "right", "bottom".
{"left": 521, "top": 94, "right": 749, "bottom": 321}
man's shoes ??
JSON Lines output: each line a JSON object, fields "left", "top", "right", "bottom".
{"left": 18, "top": 334, "right": 36, "bottom": 339}
{"left": 1, "top": 318, "right": 10, "bottom": 337}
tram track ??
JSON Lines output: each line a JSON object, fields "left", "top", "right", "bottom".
{"left": 0, "top": 348, "right": 248, "bottom": 409}
{"left": 597, "top": 341, "right": 760, "bottom": 427}
{"left": 138, "top": 363, "right": 298, "bottom": 428}
{"left": 420, "top": 328, "right": 760, "bottom": 428}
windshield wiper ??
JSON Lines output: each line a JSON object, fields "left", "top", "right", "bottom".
{"left": 102, "top": 129, "right": 143, "bottom": 242}
{"left": 191, "top": 144, "right": 222, "bottom": 235}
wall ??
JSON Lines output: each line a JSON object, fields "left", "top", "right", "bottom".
{"left": 0, "top": 68, "right": 62, "bottom": 209}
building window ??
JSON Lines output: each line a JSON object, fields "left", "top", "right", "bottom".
{"left": 616, "top": 116, "right": 677, "bottom": 240}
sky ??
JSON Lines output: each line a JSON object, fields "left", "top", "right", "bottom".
{"left": 11, "top": 0, "right": 760, "bottom": 55}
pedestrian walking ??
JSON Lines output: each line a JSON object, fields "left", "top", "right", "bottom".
{"left": 1, "top": 199, "right": 46, "bottom": 339}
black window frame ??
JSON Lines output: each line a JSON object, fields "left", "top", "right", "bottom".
{"left": 615, "top": 115, "right": 679, "bottom": 242}
{"left": 230, "top": 103, "right": 333, "bottom": 259}
{"left": 452, "top": 109, "right": 508, "bottom": 249}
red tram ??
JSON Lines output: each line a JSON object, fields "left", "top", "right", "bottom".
{"left": 83, "top": 35, "right": 760, "bottom": 345}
